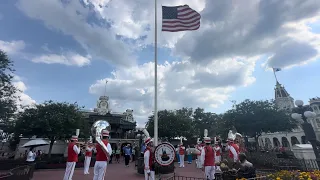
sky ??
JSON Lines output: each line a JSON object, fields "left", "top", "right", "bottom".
{"left": 0, "top": 0, "right": 320, "bottom": 127}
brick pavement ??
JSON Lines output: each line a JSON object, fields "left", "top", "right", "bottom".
{"left": 33, "top": 161, "right": 204, "bottom": 180}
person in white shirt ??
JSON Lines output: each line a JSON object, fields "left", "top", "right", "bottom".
{"left": 26, "top": 148, "right": 36, "bottom": 163}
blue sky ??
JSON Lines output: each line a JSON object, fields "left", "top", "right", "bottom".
{"left": 0, "top": 0, "right": 319, "bottom": 126}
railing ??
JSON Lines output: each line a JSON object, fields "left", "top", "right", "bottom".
{"left": 298, "top": 159, "right": 319, "bottom": 171}
{"left": 0, "top": 163, "right": 35, "bottom": 180}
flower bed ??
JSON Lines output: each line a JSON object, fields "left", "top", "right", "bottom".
{"left": 236, "top": 170, "right": 320, "bottom": 180}
{"left": 266, "top": 170, "right": 320, "bottom": 180}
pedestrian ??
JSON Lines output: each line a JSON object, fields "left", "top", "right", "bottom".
{"left": 132, "top": 147, "right": 136, "bottom": 162}
{"left": 123, "top": 144, "right": 131, "bottom": 167}
{"left": 115, "top": 148, "right": 120, "bottom": 163}
{"left": 26, "top": 147, "right": 36, "bottom": 163}
{"left": 186, "top": 145, "right": 192, "bottom": 164}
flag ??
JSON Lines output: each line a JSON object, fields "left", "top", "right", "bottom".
{"left": 162, "top": 5, "right": 201, "bottom": 32}
{"left": 273, "top": 68, "right": 281, "bottom": 72}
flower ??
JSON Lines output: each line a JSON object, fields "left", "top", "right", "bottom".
{"left": 235, "top": 170, "right": 320, "bottom": 180}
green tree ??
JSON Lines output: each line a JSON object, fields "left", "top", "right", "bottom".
{"left": 14, "top": 101, "right": 88, "bottom": 157}
{"left": 220, "top": 99, "right": 297, "bottom": 141}
{"left": 146, "top": 108, "right": 193, "bottom": 141}
{"left": 0, "top": 50, "right": 19, "bottom": 129}
{"left": 193, "top": 107, "right": 221, "bottom": 138}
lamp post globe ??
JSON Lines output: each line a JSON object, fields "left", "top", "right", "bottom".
{"left": 292, "top": 99, "right": 320, "bottom": 168}
{"left": 295, "top": 100, "right": 304, "bottom": 107}
{"left": 304, "top": 111, "right": 316, "bottom": 119}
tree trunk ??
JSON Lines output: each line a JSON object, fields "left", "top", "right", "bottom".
{"left": 48, "top": 138, "right": 55, "bottom": 158}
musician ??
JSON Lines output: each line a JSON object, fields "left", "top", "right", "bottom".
{"left": 144, "top": 137, "right": 155, "bottom": 180}
{"left": 195, "top": 140, "right": 203, "bottom": 169}
{"left": 227, "top": 131, "right": 240, "bottom": 163}
{"left": 84, "top": 141, "right": 94, "bottom": 175}
{"left": 213, "top": 141, "right": 221, "bottom": 164}
{"left": 178, "top": 143, "right": 185, "bottom": 168}
{"left": 63, "top": 135, "right": 80, "bottom": 180}
{"left": 200, "top": 137, "right": 215, "bottom": 180}
{"left": 93, "top": 130, "right": 112, "bottom": 180}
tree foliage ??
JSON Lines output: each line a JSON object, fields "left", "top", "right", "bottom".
{"left": 14, "top": 101, "right": 88, "bottom": 157}
{"left": 145, "top": 99, "right": 297, "bottom": 144}
{"left": 220, "top": 99, "right": 297, "bottom": 138}
{"left": 146, "top": 107, "right": 220, "bottom": 141}
{"left": 0, "top": 50, "right": 19, "bottom": 127}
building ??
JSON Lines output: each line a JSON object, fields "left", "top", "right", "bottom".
{"left": 14, "top": 95, "right": 139, "bottom": 158}
{"left": 258, "top": 80, "right": 320, "bottom": 151}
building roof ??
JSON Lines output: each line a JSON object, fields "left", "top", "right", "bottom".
{"left": 274, "top": 81, "right": 291, "bottom": 99}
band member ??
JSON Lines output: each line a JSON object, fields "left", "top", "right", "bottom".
{"left": 178, "top": 143, "right": 185, "bottom": 168}
{"left": 227, "top": 130, "right": 240, "bottom": 163}
{"left": 84, "top": 141, "right": 94, "bottom": 175}
{"left": 200, "top": 137, "right": 215, "bottom": 180}
{"left": 144, "top": 137, "right": 155, "bottom": 180}
{"left": 213, "top": 142, "right": 221, "bottom": 163}
{"left": 195, "top": 139, "right": 203, "bottom": 169}
{"left": 63, "top": 135, "right": 80, "bottom": 180}
{"left": 93, "top": 130, "right": 112, "bottom": 180}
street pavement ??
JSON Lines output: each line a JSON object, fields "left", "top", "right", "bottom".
{"left": 33, "top": 161, "right": 204, "bottom": 180}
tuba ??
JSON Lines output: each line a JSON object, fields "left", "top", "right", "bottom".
{"left": 91, "top": 120, "right": 111, "bottom": 155}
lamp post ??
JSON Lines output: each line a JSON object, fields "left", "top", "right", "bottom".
{"left": 291, "top": 100, "right": 320, "bottom": 168}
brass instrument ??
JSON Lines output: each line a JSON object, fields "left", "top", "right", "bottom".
{"left": 91, "top": 120, "right": 111, "bottom": 156}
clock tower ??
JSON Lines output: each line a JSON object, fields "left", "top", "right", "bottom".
{"left": 274, "top": 81, "right": 294, "bottom": 111}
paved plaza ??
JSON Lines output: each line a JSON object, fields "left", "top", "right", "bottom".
{"left": 33, "top": 162, "right": 204, "bottom": 180}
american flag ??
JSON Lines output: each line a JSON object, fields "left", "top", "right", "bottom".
{"left": 162, "top": 5, "right": 201, "bottom": 32}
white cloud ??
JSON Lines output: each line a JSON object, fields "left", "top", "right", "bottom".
{"left": 12, "top": 76, "right": 36, "bottom": 111}
{"left": 16, "top": 0, "right": 135, "bottom": 67}
{"left": 0, "top": 40, "right": 25, "bottom": 55}
{"left": 89, "top": 57, "right": 257, "bottom": 126}
{"left": 31, "top": 52, "right": 91, "bottom": 67}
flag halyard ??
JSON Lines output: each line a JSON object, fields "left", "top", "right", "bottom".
{"left": 162, "top": 5, "right": 201, "bottom": 32}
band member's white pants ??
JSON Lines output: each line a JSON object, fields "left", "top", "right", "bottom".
{"left": 215, "top": 156, "right": 221, "bottom": 163}
{"left": 93, "top": 161, "right": 107, "bottom": 180}
{"left": 204, "top": 166, "right": 216, "bottom": 180}
{"left": 84, "top": 156, "right": 91, "bottom": 174}
{"left": 179, "top": 155, "right": 185, "bottom": 167}
{"left": 144, "top": 170, "right": 155, "bottom": 180}
{"left": 63, "top": 162, "right": 76, "bottom": 180}
{"left": 196, "top": 155, "right": 202, "bottom": 168}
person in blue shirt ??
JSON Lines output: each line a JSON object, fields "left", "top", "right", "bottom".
{"left": 140, "top": 143, "right": 146, "bottom": 157}
{"left": 123, "top": 144, "right": 132, "bottom": 167}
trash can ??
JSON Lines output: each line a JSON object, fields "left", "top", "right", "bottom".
{"left": 137, "top": 157, "right": 144, "bottom": 174}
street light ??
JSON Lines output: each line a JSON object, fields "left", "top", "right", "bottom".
{"left": 291, "top": 100, "right": 320, "bottom": 168}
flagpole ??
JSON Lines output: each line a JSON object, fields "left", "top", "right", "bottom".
{"left": 273, "top": 69, "right": 278, "bottom": 83}
{"left": 104, "top": 80, "right": 108, "bottom": 96}
{"left": 154, "top": 0, "right": 158, "bottom": 146}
